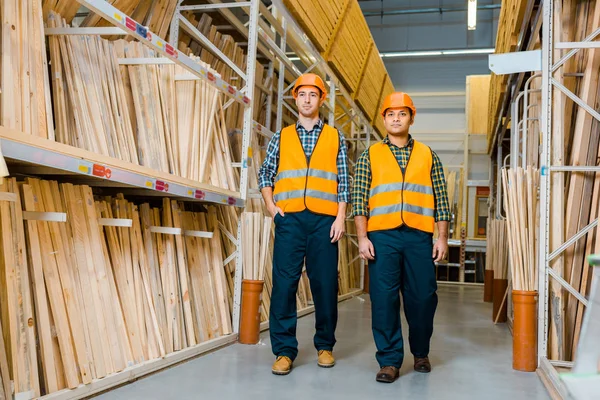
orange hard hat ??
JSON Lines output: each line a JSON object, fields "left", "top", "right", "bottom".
{"left": 292, "top": 73, "right": 328, "bottom": 101}
{"left": 380, "top": 92, "right": 416, "bottom": 117}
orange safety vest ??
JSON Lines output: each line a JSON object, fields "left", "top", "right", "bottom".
{"left": 367, "top": 140, "right": 435, "bottom": 233}
{"left": 273, "top": 124, "right": 339, "bottom": 216}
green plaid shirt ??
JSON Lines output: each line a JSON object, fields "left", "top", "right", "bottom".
{"left": 352, "top": 135, "right": 451, "bottom": 222}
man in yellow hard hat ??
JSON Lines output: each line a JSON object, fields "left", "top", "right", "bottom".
{"left": 352, "top": 92, "right": 450, "bottom": 383}
{"left": 259, "top": 73, "right": 349, "bottom": 375}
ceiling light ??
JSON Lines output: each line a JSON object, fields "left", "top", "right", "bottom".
{"left": 379, "top": 48, "right": 494, "bottom": 58}
{"left": 468, "top": 0, "right": 477, "bottom": 30}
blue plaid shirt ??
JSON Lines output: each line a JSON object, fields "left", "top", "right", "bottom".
{"left": 258, "top": 119, "right": 350, "bottom": 203}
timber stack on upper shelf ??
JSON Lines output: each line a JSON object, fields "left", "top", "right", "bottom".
{"left": 282, "top": 0, "right": 394, "bottom": 137}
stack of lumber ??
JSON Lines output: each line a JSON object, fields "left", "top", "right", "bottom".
{"left": 282, "top": 0, "right": 337, "bottom": 52}
{"left": 281, "top": 0, "right": 393, "bottom": 126}
{"left": 501, "top": 167, "right": 539, "bottom": 291}
{"left": 0, "top": 177, "right": 233, "bottom": 396}
{"left": 0, "top": 178, "right": 40, "bottom": 398}
{"left": 42, "top": 0, "right": 80, "bottom": 22}
{"left": 561, "top": 0, "right": 600, "bottom": 361}
{"left": 487, "top": 0, "right": 529, "bottom": 141}
{"left": 486, "top": 219, "right": 509, "bottom": 281}
{"left": 241, "top": 212, "right": 273, "bottom": 281}
{"left": 466, "top": 75, "right": 491, "bottom": 135}
{"left": 527, "top": 0, "right": 600, "bottom": 362}
{"left": 325, "top": 0, "right": 372, "bottom": 95}
{"left": 1, "top": 0, "right": 54, "bottom": 140}
{"left": 354, "top": 45, "right": 387, "bottom": 123}
{"left": 177, "top": 12, "right": 270, "bottom": 130}
{"left": 83, "top": 0, "right": 177, "bottom": 40}
{"left": 47, "top": 13, "right": 237, "bottom": 191}
{"left": 48, "top": 13, "right": 139, "bottom": 164}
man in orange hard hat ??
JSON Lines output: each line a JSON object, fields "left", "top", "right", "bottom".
{"left": 258, "top": 73, "right": 350, "bottom": 375}
{"left": 352, "top": 92, "right": 450, "bottom": 383}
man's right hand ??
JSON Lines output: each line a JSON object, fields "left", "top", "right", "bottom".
{"left": 358, "top": 236, "right": 375, "bottom": 260}
{"left": 268, "top": 204, "right": 284, "bottom": 219}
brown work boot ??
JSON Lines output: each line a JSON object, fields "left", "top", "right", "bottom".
{"left": 376, "top": 366, "right": 399, "bottom": 383}
{"left": 414, "top": 357, "right": 432, "bottom": 373}
{"left": 317, "top": 350, "right": 335, "bottom": 368}
{"left": 272, "top": 356, "right": 293, "bottom": 375}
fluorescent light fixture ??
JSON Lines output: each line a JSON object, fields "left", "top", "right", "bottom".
{"left": 468, "top": 0, "right": 477, "bottom": 30}
{"left": 379, "top": 48, "right": 494, "bottom": 58}
{"left": 288, "top": 56, "right": 301, "bottom": 61}
{"left": 381, "top": 51, "right": 442, "bottom": 58}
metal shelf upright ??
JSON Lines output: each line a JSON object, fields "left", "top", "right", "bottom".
{"left": 538, "top": 0, "right": 600, "bottom": 396}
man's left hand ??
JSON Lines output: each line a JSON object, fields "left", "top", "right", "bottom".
{"left": 330, "top": 217, "right": 346, "bottom": 243}
{"left": 432, "top": 237, "right": 448, "bottom": 262}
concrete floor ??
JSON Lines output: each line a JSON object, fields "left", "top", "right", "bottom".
{"left": 95, "top": 285, "right": 549, "bottom": 400}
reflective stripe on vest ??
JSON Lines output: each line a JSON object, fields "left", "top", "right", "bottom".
{"left": 367, "top": 140, "right": 435, "bottom": 233}
{"left": 273, "top": 124, "right": 339, "bottom": 216}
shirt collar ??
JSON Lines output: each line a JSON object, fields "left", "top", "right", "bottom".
{"left": 296, "top": 119, "right": 323, "bottom": 132}
{"left": 383, "top": 134, "right": 413, "bottom": 148}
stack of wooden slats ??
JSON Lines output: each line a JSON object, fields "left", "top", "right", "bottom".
{"left": 0, "top": 178, "right": 40, "bottom": 398}
{"left": 281, "top": 0, "right": 393, "bottom": 134}
{"left": 47, "top": 12, "right": 238, "bottom": 191}
{"left": 0, "top": 177, "right": 233, "bottom": 397}
{"left": 48, "top": 13, "right": 140, "bottom": 164}
{"left": 1, "top": 0, "right": 54, "bottom": 140}
{"left": 79, "top": 0, "right": 176, "bottom": 40}
{"left": 282, "top": 0, "right": 336, "bottom": 52}
{"left": 176, "top": 12, "right": 270, "bottom": 130}
{"left": 502, "top": 167, "right": 539, "bottom": 291}
{"left": 355, "top": 45, "right": 387, "bottom": 123}
{"left": 326, "top": 0, "right": 371, "bottom": 94}
{"left": 559, "top": 0, "right": 600, "bottom": 361}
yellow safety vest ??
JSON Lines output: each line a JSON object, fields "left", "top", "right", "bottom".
{"left": 367, "top": 140, "right": 435, "bottom": 233}
{"left": 273, "top": 124, "right": 339, "bottom": 216}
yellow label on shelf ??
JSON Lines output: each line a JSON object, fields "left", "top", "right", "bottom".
{"left": 157, "top": 40, "right": 163, "bottom": 48}
{"left": 114, "top": 13, "right": 123, "bottom": 22}
{"left": 145, "top": 180, "right": 153, "bottom": 188}
{"left": 78, "top": 164, "right": 90, "bottom": 174}
{"left": 248, "top": 147, "right": 253, "bottom": 158}
{"left": 187, "top": 190, "right": 193, "bottom": 196}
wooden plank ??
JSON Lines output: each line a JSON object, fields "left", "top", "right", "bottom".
{"left": 170, "top": 201, "right": 196, "bottom": 346}
{"left": 0, "top": 178, "right": 40, "bottom": 396}
{"left": 0, "top": 313, "right": 11, "bottom": 400}
{"left": 25, "top": 178, "right": 80, "bottom": 388}
{"left": 21, "top": 183, "right": 61, "bottom": 393}
{"left": 62, "top": 184, "right": 109, "bottom": 379}
{"left": 207, "top": 208, "right": 233, "bottom": 335}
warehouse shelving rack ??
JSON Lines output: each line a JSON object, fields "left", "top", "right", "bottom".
{"left": 0, "top": 1, "right": 380, "bottom": 398}
{"left": 536, "top": 0, "right": 600, "bottom": 396}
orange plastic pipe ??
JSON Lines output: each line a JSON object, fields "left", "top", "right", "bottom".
{"left": 239, "top": 279, "right": 265, "bottom": 345}
{"left": 512, "top": 290, "right": 538, "bottom": 372}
